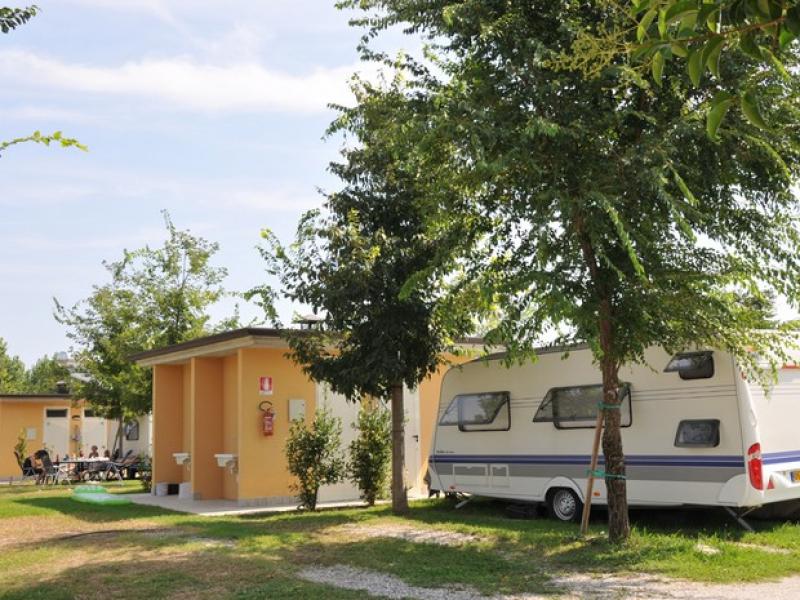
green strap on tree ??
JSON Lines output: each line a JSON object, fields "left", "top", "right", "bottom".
{"left": 586, "top": 468, "right": 627, "bottom": 480}
{"left": 597, "top": 402, "right": 621, "bottom": 410}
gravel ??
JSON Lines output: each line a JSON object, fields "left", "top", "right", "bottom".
{"left": 333, "top": 522, "right": 483, "bottom": 546}
{"left": 300, "top": 564, "right": 800, "bottom": 600}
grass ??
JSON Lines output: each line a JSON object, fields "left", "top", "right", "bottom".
{"left": 1, "top": 483, "right": 799, "bottom": 599}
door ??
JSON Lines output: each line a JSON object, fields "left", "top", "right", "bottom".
{"left": 316, "top": 383, "right": 362, "bottom": 503}
{"left": 82, "top": 409, "right": 107, "bottom": 455}
{"left": 43, "top": 408, "right": 69, "bottom": 458}
{"left": 404, "top": 384, "right": 422, "bottom": 495}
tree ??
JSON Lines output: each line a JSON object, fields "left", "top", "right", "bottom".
{"left": 348, "top": 401, "right": 392, "bottom": 506}
{"left": 553, "top": 1, "right": 800, "bottom": 136}
{"left": 0, "top": 337, "right": 27, "bottom": 393}
{"left": 254, "top": 75, "right": 473, "bottom": 515}
{"left": 25, "top": 354, "right": 71, "bottom": 394}
{"left": 1, "top": 7, "right": 85, "bottom": 157}
{"left": 341, "top": 0, "right": 800, "bottom": 541}
{"left": 285, "top": 407, "right": 346, "bottom": 510}
{"left": 55, "top": 212, "right": 229, "bottom": 439}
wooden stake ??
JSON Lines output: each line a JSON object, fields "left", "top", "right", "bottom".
{"left": 580, "top": 408, "right": 604, "bottom": 535}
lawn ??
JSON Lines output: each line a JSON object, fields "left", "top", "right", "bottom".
{"left": 1, "top": 483, "right": 800, "bottom": 599}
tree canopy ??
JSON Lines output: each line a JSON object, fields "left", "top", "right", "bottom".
{"left": 337, "top": 0, "right": 800, "bottom": 541}
{"left": 56, "top": 212, "right": 230, "bottom": 420}
{"left": 0, "top": 338, "right": 27, "bottom": 393}
{"left": 255, "top": 73, "right": 474, "bottom": 514}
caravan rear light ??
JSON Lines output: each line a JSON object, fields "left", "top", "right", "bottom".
{"left": 747, "top": 443, "right": 764, "bottom": 491}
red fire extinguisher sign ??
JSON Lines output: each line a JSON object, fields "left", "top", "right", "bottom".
{"left": 258, "top": 376, "right": 273, "bottom": 396}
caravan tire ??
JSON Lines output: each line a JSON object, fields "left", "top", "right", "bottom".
{"left": 547, "top": 488, "right": 582, "bottom": 523}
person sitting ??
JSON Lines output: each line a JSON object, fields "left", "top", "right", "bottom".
{"left": 103, "top": 449, "right": 110, "bottom": 459}
{"left": 88, "top": 445, "right": 100, "bottom": 459}
{"left": 32, "top": 449, "right": 50, "bottom": 484}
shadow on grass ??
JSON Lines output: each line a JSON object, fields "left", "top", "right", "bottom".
{"left": 0, "top": 551, "right": 364, "bottom": 600}
{"left": 13, "top": 496, "right": 177, "bottom": 522}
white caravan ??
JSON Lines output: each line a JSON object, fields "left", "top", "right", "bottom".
{"left": 428, "top": 345, "right": 800, "bottom": 522}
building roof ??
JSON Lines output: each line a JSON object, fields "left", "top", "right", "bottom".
{"left": 130, "top": 327, "right": 487, "bottom": 367}
{"left": 0, "top": 393, "right": 72, "bottom": 403}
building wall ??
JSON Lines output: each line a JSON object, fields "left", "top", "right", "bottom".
{"left": 191, "top": 357, "right": 224, "bottom": 500}
{"left": 236, "top": 347, "right": 316, "bottom": 503}
{"left": 416, "top": 356, "right": 472, "bottom": 492}
{"left": 152, "top": 365, "right": 185, "bottom": 487}
{"left": 222, "top": 354, "right": 239, "bottom": 500}
{"left": 0, "top": 398, "right": 72, "bottom": 478}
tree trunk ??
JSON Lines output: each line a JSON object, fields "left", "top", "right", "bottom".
{"left": 599, "top": 314, "right": 630, "bottom": 543}
{"left": 390, "top": 383, "right": 409, "bottom": 515}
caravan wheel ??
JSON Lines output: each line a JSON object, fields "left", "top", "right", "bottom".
{"left": 547, "top": 488, "right": 582, "bottom": 523}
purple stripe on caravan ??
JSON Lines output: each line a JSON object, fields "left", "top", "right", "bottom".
{"left": 429, "top": 454, "right": 745, "bottom": 468}
{"left": 763, "top": 451, "right": 800, "bottom": 465}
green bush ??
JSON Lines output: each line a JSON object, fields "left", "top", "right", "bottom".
{"left": 285, "top": 408, "right": 345, "bottom": 510}
{"left": 348, "top": 402, "right": 391, "bottom": 506}
{"left": 14, "top": 429, "right": 27, "bottom": 468}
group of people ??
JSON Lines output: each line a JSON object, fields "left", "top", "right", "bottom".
{"left": 22, "top": 445, "right": 115, "bottom": 483}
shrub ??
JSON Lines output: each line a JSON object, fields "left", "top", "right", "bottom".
{"left": 348, "top": 402, "right": 391, "bottom": 506}
{"left": 14, "top": 429, "right": 27, "bottom": 467}
{"left": 285, "top": 408, "right": 345, "bottom": 510}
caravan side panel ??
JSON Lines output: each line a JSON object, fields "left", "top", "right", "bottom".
{"left": 430, "top": 347, "right": 746, "bottom": 508}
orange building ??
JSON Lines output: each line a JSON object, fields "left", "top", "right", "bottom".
{"left": 132, "top": 328, "right": 477, "bottom": 506}
{"left": 0, "top": 394, "right": 151, "bottom": 479}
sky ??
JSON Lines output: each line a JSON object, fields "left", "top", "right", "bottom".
{"left": 2, "top": 2, "right": 798, "bottom": 367}
{"left": 1, "top": 0, "right": 413, "bottom": 366}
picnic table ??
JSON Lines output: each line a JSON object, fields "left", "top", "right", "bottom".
{"left": 54, "top": 458, "right": 119, "bottom": 482}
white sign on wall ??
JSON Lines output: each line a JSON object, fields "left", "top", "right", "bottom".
{"left": 258, "top": 376, "right": 273, "bottom": 396}
{"left": 26, "top": 428, "right": 37, "bottom": 440}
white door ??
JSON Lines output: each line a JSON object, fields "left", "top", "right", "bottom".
{"left": 316, "top": 383, "right": 362, "bottom": 503}
{"left": 82, "top": 409, "right": 107, "bottom": 455}
{"left": 403, "top": 384, "right": 422, "bottom": 496}
{"left": 43, "top": 408, "right": 69, "bottom": 458}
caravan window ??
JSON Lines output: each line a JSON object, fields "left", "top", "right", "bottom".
{"left": 664, "top": 351, "right": 714, "bottom": 380}
{"left": 674, "top": 419, "right": 720, "bottom": 447}
{"left": 533, "top": 384, "right": 632, "bottom": 429}
{"left": 438, "top": 392, "right": 511, "bottom": 431}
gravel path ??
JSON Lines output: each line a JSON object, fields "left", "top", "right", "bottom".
{"left": 298, "top": 564, "right": 800, "bottom": 600}
{"left": 333, "top": 522, "right": 483, "bottom": 546}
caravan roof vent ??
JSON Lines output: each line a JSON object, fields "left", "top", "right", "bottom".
{"left": 664, "top": 351, "right": 714, "bottom": 380}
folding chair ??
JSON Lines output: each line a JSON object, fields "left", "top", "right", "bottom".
{"left": 39, "top": 453, "right": 69, "bottom": 485}
{"left": 13, "top": 451, "right": 37, "bottom": 483}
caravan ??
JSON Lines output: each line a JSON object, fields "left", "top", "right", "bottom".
{"left": 428, "top": 345, "right": 800, "bottom": 522}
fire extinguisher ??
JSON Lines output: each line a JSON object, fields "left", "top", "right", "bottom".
{"left": 259, "top": 401, "right": 275, "bottom": 436}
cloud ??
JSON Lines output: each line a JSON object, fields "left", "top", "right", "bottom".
{"left": 0, "top": 49, "right": 369, "bottom": 114}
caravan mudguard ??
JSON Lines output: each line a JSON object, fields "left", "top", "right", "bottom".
{"left": 544, "top": 476, "right": 587, "bottom": 503}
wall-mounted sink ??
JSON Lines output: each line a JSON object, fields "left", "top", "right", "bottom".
{"left": 173, "top": 452, "right": 190, "bottom": 466}
{"left": 214, "top": 453, "right": 237, "bottom": 469}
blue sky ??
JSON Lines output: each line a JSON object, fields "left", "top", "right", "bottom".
{"left": 1, "top": 0, "right": 412, "bottom": 365}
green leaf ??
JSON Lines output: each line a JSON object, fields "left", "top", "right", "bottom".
{"left": 658, "top": 8, "right": 668, "bottom": 37}
{"left": 665, "top": 1, "right": 698, "bottom": 24}
{"left": 779, "top": 24, "right": 797, "bottom": 49}
{"left": 702, "top": 36, "right": 725, "bottom": 78}
{"left": 652, "top": 51, "right": 665, "bottom": 86}
{"left": 741, "top": 91, "right": 769, "bottom": 129}
{"left": 706, "top": 8, "right": 719, "bottom": 32}
{"left": 638, "top": 6, "right": 658, "bottom": 42}
{"left": 762, "top": 48, "right": 791, "bottom": 80}
{"left": 671, "top": 42, "right": 689, "bottom": 57}
{"left": 707, "top": 91, "right": 735, "bottom": 140}
{"left": 687, "top": 48, "right": 703, "bottom": 86}
{"left": 670, "top": 165, "right": 698, "bottom": 207}
{"left": 739, "top": 31, "right": 763, "bottom": 60}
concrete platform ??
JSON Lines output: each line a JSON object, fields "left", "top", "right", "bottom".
{"left": 127, "top": 493, "right": 380, "bottom": 517}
